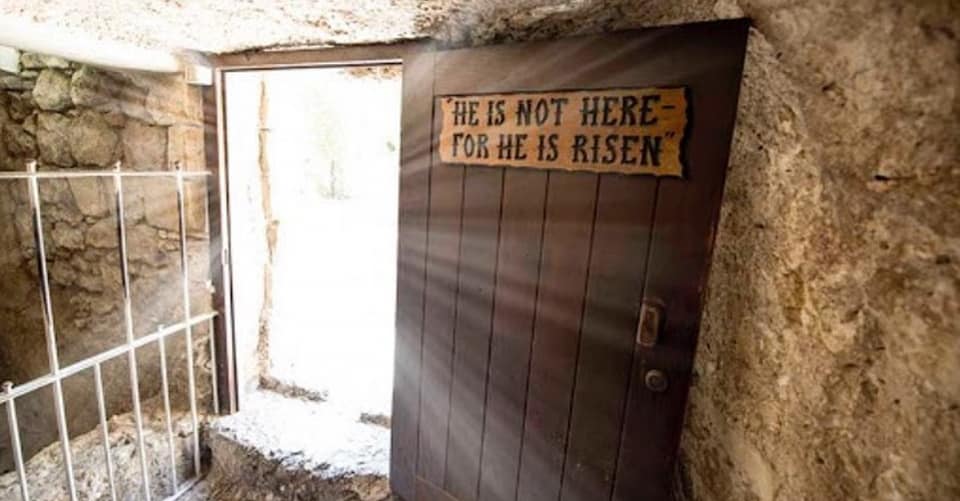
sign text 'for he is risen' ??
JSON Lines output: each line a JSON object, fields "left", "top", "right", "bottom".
{"left": 439, "top": 87, "right": 688, "bottom": 177}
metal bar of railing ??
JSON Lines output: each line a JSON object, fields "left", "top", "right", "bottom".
{"left": 157, "top": 332, "right": 180, "bottom": 492}
{"left": 201, "top": 178, "right": 221, "bottom": 416}
{"left": 112, "top": 162, "right": 153, "bottom": 501}
{"left": 0, "top": 312, "right": 218, "bottom": 405}
{"left": 162, "top": 476, "right": 200, "bottom": 501}
{"left": 3, "top": 383, "right": 30, "bottom": 501}
{"left": 26, "top": 160, "right": 79, "bottom": 501}
{"left": 93, "top": 364, "right": 119, "bottom": 501}
{"left": 208, "top": 317, "right": 219, "bottom": 413}
{"left": 0, "top": 169, "right": 211, "bottom": 180}
{"left": 175, "top": 162, "right": 203, "bottom": 478}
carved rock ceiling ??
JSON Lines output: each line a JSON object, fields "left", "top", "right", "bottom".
{"left": 0, "top": 0, "right": 690, "bottom": 54}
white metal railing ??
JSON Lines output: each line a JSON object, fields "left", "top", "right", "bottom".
{"left": 1, "top": 160, "right": 220, "bottom": 501}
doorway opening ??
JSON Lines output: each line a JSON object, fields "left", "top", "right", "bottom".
{"left": 220, "top": 64, "right": 402, "bottom": 496}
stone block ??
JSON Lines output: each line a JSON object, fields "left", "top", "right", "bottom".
{"left": 70, "top": 66, "right": 119, "bottom": 110}
{"left": 184, "top": 85, "right": 205, "bottom": 123}
{"left": 86, "top": 218, "right": 118, "bottom": 249}
{"left": 13, "top": 210, "right": 33, "bottom": 250}
{"left": 124, "top": 189, "right": 145, "bottom": 222}
{"left": 0, "top": 107, "right": 8, "bottom": 171}
{"left": 122, "top": 120, "right": 167, "bottom": 170}
{"left": 39, "top": 179, "right": 72, "bottom": 206}
{"left": 0, "top": 182, "right": 18, "bottom": 216}
{"left": 48, "top": 257, "right": 78, "bottom": 287}
{"left": 33, "top": 69, "right": 73, "bottom": 111}
{"left": 48, "top": 205, "right": 84, "bottom": 227}
{"left": 120, "top": 177, "right": 156, "bottom": 225}
{"left": 96, "top": 259, "right": 123, "bottom": 297}
{"left": 142, "top": 179, "right": 180, "bottom": 232}
{"left": 103, "top": 110, "right": 127, "bottom": 128}
{"left": 0, "top": 144, "right": 11, "bottom": 172}
{"left": 126, "top": 223, "right": 167, "bottom": 267}
{"left": 118, "top": 85, "right": 151, "bottom": 124}
{"left": 8, "top": 92, "right": 33, "bottom": 121}
{"left": 50, "top": 222, "right": 84, "bottom": 250}
{"left": 167, "top": 124, "right": 205, "bottom": 170}
{"left": 185, "top": 180, "right": 209, "bottom": 235}
{"left": 142, "top": 75, "right": 186, "bottom": 126}
{"left": 20, "top": 53, "right": 71, "bottom": 70}
{"left": 3, "top": 122, "right": 37, "bottom": 157}
{"left": 22, "top": 113, "right": 36, "bottom": 136}
{"left": 69, "top": 111, "right": 120, "bottom": 166}
{"left": 69, "top": 254, "right": 92, "bottom": 273}
{"left": 0, "top": 219, "right": 17, "bottom": 259}
{"left": 75, "top": 270, "right": 105, "bottom": 293}
{"left": 37, "top": 112, "right": 74, "bottom": 167}
{"left": 0, "top": 74, "right": 34, "bottom": 91}
{"left": 68, "top": 177, "right": 112, "bottom": 217}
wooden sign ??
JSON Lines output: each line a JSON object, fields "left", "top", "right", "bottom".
{"left": 438, "top": 87, "right": 688, "bottom": 177}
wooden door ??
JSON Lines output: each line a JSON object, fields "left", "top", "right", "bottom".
{"left": 391, "top": 20, "right": 749, "bottom": 501}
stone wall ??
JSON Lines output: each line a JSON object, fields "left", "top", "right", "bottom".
{"left": 0, "top": 52, "right": 214, "bottom": 472}
{"left": 424, "top": 1, "right": 959, "bottom": 500}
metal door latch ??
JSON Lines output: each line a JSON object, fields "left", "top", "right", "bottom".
{"left": 636, "top": 299, "right": 664, "bottom": 348}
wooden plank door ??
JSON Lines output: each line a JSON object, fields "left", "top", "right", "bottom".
{"left": 392, "top": 19, "right": 749, "bottom": 501}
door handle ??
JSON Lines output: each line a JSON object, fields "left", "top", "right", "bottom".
{"left": 636, "top": 299, "right": 664, "bottom": 348}
{"left": 637, "top": 300, "right": 669, "bottom": 392}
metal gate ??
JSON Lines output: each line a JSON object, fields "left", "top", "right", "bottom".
{"left": 1, "top": 159, "right": 231, "bottom": 501}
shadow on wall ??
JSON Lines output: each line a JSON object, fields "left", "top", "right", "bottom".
{"left": 0, "top": 52, "right": 215, "bottom": 471}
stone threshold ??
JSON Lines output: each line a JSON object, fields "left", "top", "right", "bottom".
{"left": 181, "top": 389, "right": 392, "bottom": 501}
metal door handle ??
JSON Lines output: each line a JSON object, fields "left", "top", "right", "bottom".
{"left": 636, "top": 299, "right": 664, "bottom": 348}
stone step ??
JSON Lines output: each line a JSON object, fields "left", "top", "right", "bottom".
{"left": 183, "top": 390, "right": 392, "bottom": 501}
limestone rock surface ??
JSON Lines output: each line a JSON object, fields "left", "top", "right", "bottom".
{"left": 32, "top": 69, "right": 72, "bottom": 111}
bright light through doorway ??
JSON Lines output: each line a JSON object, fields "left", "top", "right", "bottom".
{"left": 267, "top": 67, "right": 401, "bottom": 417}
{"left": 225, "top": 65, "right": 401, "bottom": 421}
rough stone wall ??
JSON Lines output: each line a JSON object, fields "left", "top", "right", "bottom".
{"left": 0, "top": 52, "right": 214, "bottom": 472}
{"left": 680, "top": 3, "right": 959, "bottom": 500}
{"left": 418, "top": 1, "right": 959, "bottom": 500}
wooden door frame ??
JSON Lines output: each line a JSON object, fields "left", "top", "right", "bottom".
{"left": 203, "top": 40, "right": 434, "bottom": 415}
